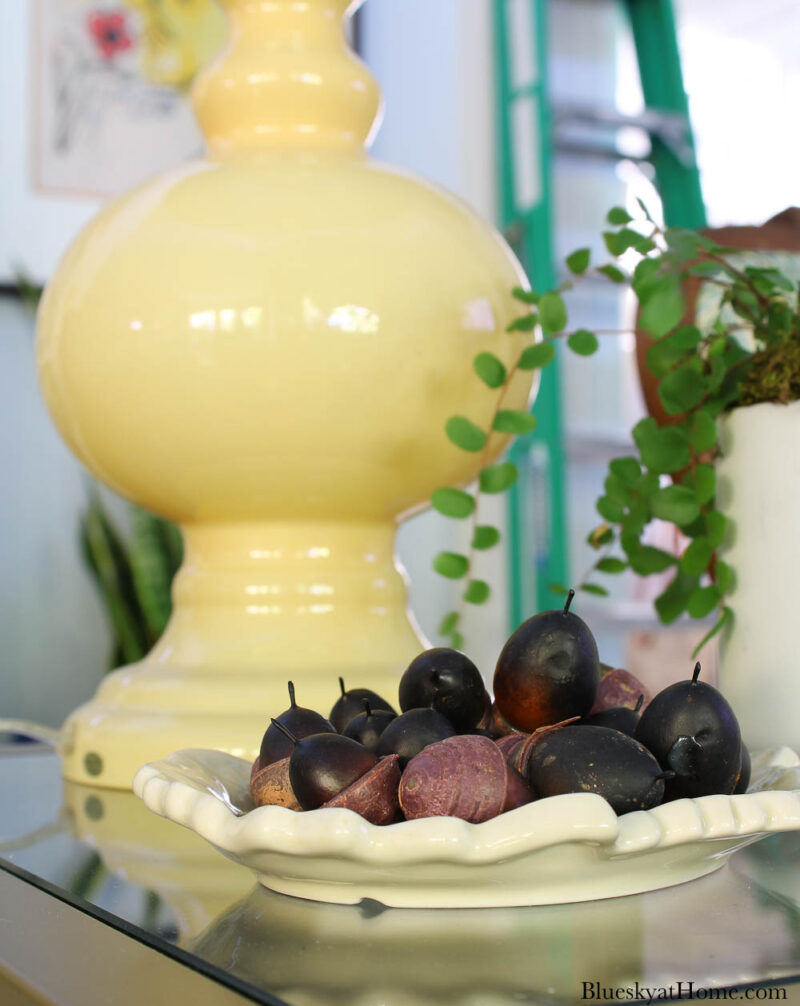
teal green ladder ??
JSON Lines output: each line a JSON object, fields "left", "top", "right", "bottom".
{"left": 494, "top": 0, "right": 707, "bottom": 629}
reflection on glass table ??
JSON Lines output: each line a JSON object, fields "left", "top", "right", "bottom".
{"left": 3, "top": 746, "right": 800, "bottom": 1004}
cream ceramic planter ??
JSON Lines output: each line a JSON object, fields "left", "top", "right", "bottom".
{"left": 716, "top": 401, "right": 800, "bottom": 751}
{"left": 36, "top": 0, "right": 535, "bottom": 788}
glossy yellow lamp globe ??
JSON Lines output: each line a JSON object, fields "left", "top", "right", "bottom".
{"left": 36, "top": 0, "right": 536, "bottom": 788}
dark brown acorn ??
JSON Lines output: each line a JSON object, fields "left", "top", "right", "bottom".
{"left": 526, "top": 724, "right": 669, "bottom": 815}
{"left": 493, "top": 589, "right": 600, "bottom": 732}
{"left": 398, "top": 648, "right": 488, "bottom": 732}
{"left": 329, "top": 677, "right": 396, "bottom": 733}
{"left": 374, "top": 707, "right": 456, "bottom": 767}
{"left": 583, "top": 694, "right": 645, "bottom": 736}
{"left": 259, "top": 681, "right": 336, "bottom": 768}
{"left": 342, "top": 699, "right": 397, "bottom": 751}
{"left": 634, "top": 662, "right": 742, "bottom": 800}
{"left": 270, "top": 719, "right": 378, "bottom": 811}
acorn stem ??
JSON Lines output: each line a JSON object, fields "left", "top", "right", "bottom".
{"left": 656, "top": 770, "right": 677, "bottom": 781}
{"left": 339, "top": 676, "right": 346, "bottom": 697}
{"left": 692, "top": 662, "right": 702, "bottom": 684}
{"left": 270, "top": 718, "right": 298, "bottom": 746}
{"left": 363, "top": 698, "right": 372, "bottom": 717}
{"left": 634, "top": 694, "right": 644, "bottom": 714}
{"left": 288, "top": 681, "right": 297, "bottom": 708}
{"left": 563, "top": 588, "right": 575, "bottom": 614}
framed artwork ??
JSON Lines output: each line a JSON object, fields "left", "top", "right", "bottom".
{"left": 0, "top": 0, "right": 226, "bottom": 281}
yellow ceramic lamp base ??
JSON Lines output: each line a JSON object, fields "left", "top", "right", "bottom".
{"left": 38, "top": 0, "right": 535, "bottom": 789}
{"left": 61, "top": 521, "right": 425, "bottom": 787}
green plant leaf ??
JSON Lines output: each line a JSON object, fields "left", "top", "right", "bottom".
{"left": 587, "top": 524, "right": 614, "bottom": 549}
{"left": 430, "top": 488, "right": 475, "bottom": 519}
{"left": 604, "top": 473, "right": 632, "bottom": 507}
{"left": 518, "top": 342, "right": 555, "bottom": 369}
{"left": 472, "top": 525, "right": 501, "bottom": 550}
{"left": 688, "top": 584, "right": 720, "bottom": 618}
{"left": 473, "top": 352, "right": 507, "bottom": 389}
{"left": 691, "top": 606, "right": 732, "bottom": 659}
{"left": 609, "top": 457, "right": 642, "bottom": 485}
{"left": 438, "top": 610, "right": 460, "bottom": 635}
{"left": 596, "top": 495, "right": 625, "bottom": 523}
{"left": 596, "top": 557, "right": 627, "bottom": 574}
{"left": 638, "top": 276, "right": 685, "bottom": 337}
{"left": 636, "top": 471, "right": 661, "bottom": 498}
{"left": 628, "top": 546, "right": 676, "bottom": 575}
{"left": 655, "top": 571, "right": 699, "bottom": 624}
{"left": 604, "top": 228, "right": 644, "bottom": 256}
{"left": 479, "top": 462, "right": 518, "bottom": 493}
{"left": 690, "top": 411, "right": 717, "bottom": 453}
{"left": 597, "top": 264, "right": 627, "bottom": 283}
{"left": 567, "top": 329, "right": 599, "bottom": 356}
{"left": 680, "top": 536, "right": 713, "bottom": 575}
{"left": 633, "top": 417, "right": 690, "bottom": 474}
{"left": 451, "top": 631, "right": 465, "bottom": 650}
{"left": 580, "top": 583, "right": 609, "bottom": 597}
{"left": 507, "top": 313, "right": 537, "bottom": 332}
{"left": 607, "top": 206, "right": 633, "bottom": 225}
{"left": 512, "top": 287, "right": 539, "bottom": 304}
{"left": 549, "top": 582, "right": 571, "bottom": 595}
{"left": 445, "top": 416, "right": 487, "bottom": 452}
{"left": 433, "top": 552, "right": 469, "bottom": 579}
{"left": 650, "top": 485, "right": 701, "bottom": 526}
{"left": 716, "top": 560, "right": 734, "bottom": 594}
{"left": 705, "top": 510, "right": 728, "bottom": 549}
{"left": 566, "top": 248, "right": 591, "bottom": 275}
{"left": 658, "top": 362, "right": 708, "bottom": 414}
{"left": 463, "top": 579, "right": 491, "bottom": 605}
{"left": 646, "top": 325, "right": 702, "bottom": 378}
{"left": 692, "top": 464, "right": 716, "bottom": 505}
{"left": 538, "top": 292, "right": 568, "bottom": 334}
{"left": 493, "top": 409, "right": 537, "bottom": 434}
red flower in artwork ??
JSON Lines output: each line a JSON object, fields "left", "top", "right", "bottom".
{"left": 87, "top": 11, "right": 133, "bottom": 61}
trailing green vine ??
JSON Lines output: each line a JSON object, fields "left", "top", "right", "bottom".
{"left": 434, "top": 201, "right": 800, "bottom": 656}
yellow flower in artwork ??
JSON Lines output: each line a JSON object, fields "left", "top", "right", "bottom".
{"left": 124, "top": 0, "right": 226, "bottom": 90}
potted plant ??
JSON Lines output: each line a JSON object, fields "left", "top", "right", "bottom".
{"left": 431, "top": 202, "right": 800, "bottom": 751}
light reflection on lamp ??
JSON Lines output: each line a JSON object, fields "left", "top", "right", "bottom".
{"left": 327, "top": 305, "right": 379, "bottom": 334}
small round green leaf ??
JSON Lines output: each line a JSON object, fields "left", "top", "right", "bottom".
{"left": 629, "top": 546, "right": 676, "bottom": 575}
{"left": 433, "top": 552, "right": 469, "bottom": 579}
{"left": 580, "top": 583, "right": 609, "bottom": 597}
{"left": 518, "top": 342, "right": 555, "bottom": 370}
{"left": 691, "top": 411, "right": 717, "bottom": 453}
{"left": 430, "top": 488, "right": 475, "bottom": 519}
{"left": 596, "top": 557, "right": 627, "bottom": 574}
{"left": 445, "top": 416, "right": 487, "bottom": 453}
{"left": 692, "top": 464, "right": 716, "bottom": 505}
{"left": 463, "top": 579, "right": 491, "bottom": 605}
{"left": 688, "top": 585, "right": 720, "bottom": 619}
{"left": 597, "top": 264, "right": 627, "bottom": 283}
{"left": 633, "top": 417, "right": 690, "bottom": 474}
{"left": 654, "top": 571, "right": 699, "bottom": 624}
{"left": 609, "top": 457, "right": 641, "bottom": 485}
{"left": 512, "top": 287, "right": 539, "bottom": 305}
{"left": 607, "top": 206, "right": 633, "bottom": 225}
{"left": 566, "top": 248, "right": 591, "bottom": 275}
{"left": 650, "top": 485, "right": 701, "bottom": 527}
{"left": 493, "top": 409, "right": 537, "bottom": 435}
{"left": 479, "top": 462, "right": 518, "bottom": 494}
{"left": 596, "top": 496, "right": 625, "bottom": 523}
{"left": 472, "top": 525, "right": 501, "bottom": 550}
{"left": 705, "top": 510, "right": 728, "bottom": 548}
{"left": 715, "top": 560, "right": 734, "bottom": 594}
{"left": 507, "top": 313, "right": 537, "bottom": 333}
{"left": 658, "top": 363, "right": 708, "bottom": 415}
{"left": 567, "top": 329, "right": 599, "bottom": 356}
{"left": 473, "top": 352, "right": 507, "bottom": 389}
{"left": 549, "top": 582, "right": 571, "bottom": 596}
{"left": 679, "top": 537, "right": 713, "bottom": 575}
{"left": 538, "top": 292, "right": 567, "bottom": 334}
{"left": 438, "top": 610, "right": 460, "bottom": 635}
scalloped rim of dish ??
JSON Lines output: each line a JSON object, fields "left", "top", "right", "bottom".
{"left": 134, "top": 746, "right": 800, "bottom": 866}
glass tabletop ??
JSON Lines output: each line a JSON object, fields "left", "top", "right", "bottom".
{"left": 2, "top": 745, "right": 800, "bottom": 1005}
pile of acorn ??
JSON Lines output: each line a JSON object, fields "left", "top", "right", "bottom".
{"left": 249, "top": 590, "right": 749, "bottom": 825}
